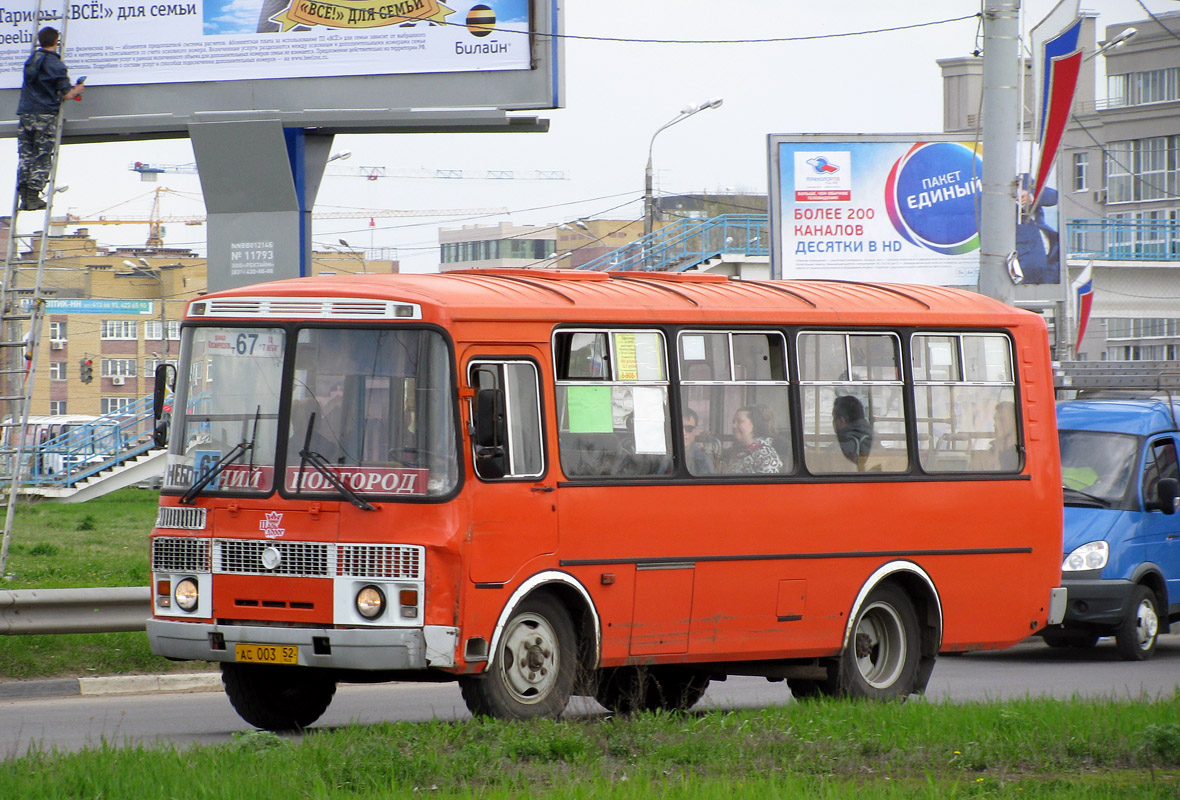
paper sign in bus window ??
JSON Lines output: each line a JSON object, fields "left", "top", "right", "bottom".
{"left": 632, "top": 386, "right": 668, "bottom": 455}
{"left": 566, "top": 386, "right": 613, "bottom": 433}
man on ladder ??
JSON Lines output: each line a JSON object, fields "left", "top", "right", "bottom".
{"left": 16, "top": 26, "right": 83, "bottom": 211}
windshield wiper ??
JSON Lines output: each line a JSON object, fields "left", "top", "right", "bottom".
{"left": 1062, "top": 484, "right": 1112, "bottom": 508}
{"left": 179, "top": 406, "right": 260, "bottom": 505}
{"left": 295, "top": 412, "right": 375, "bottom": 511}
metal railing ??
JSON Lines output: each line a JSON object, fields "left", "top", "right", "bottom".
{"left": 577, "top": 214, "right": 769, "bottom": 272}
{"left": 1066, "top": 218, "right": 1180, "bottom": 262}
{"left": 0, "top": 587, "right": 149, "bottom": 634}
{"left": 6, "top": 394, "right": 159, "bottom": 489}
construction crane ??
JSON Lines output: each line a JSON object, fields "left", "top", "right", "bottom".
{"left": 62, "top": 187, "right": 508, "bottom": 248}
{"left": 130, "top": 160, "right": 569, "bottom": 182}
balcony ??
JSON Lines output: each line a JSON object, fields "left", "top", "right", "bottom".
{"left": 1066, "top": 218, "right": 1180, "bottom": 262}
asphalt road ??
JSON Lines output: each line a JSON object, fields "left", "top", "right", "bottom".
{"left": 4, "top": 634, "right": 1179, "bottom": 759}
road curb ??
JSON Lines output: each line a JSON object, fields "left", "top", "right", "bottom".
{"left": 0, "top": 672, "right": 221, "bottom": 700}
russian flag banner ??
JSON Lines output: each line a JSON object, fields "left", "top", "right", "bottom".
{"left": 1071, "top": 262, "right": 1094, "bottom": 353}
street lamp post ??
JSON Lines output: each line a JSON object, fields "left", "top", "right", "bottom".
{"left": 644, "top": 98, "right": 723, "bottom": 241}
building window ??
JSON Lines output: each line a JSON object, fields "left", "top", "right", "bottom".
{"left": 48, "top": 361, "right": 65, "bottom": 381}
{"left": 101, "top": 358, "right": 137, "bottom": 378}
{"left": 49, "top": 401, "right": 66, "bottom": 415}
{"left": 1072, "top": 152, "right": 1089, "bottom": 192}
{"left": 101, "top": 397, "right": 134, "bottom": 414}
{"left": 144, "top": 320, "right": 181, "bottom": 340}
{"left": 101, "top": 320, "right": 137, "bottom": 340}
{"left": 145, "top": 357, "right": 178, "bottom": 377}
{"left": 48, "top": 320, "right": 66, "bottom": 341}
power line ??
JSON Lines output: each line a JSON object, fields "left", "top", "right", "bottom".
{"left": 441, "top": 13, "right": 978, "bottom": 45}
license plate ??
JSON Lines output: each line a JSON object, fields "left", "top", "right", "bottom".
{"left": 234, "top": 643, "right": 298, "bottom": 665}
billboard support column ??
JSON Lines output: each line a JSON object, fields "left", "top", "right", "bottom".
{"left": 190, "top": 121, "right": 333, "bottom": 292}
{"left": 978, "top": 0, "right": 1021, "bottom": 304}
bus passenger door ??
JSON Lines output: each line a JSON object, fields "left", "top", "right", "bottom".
{"left": 465, "top": 356, "right": 556, "bottom": 585}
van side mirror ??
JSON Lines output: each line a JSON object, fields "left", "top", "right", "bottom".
{"left": 1151, "top": 478, "right": 1180, "bottom": 515}
{"left": 152, "top": 363, "right": 176, "bottom": 447}
{"left": 474, "top": 388, "right": 506, "bottom": 479}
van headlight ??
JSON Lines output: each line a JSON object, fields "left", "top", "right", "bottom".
{"left": 1063, "top": 541, "right": 1108, "bottom": 572}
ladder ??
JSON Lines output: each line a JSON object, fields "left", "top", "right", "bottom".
{"left": 0, "top": 5, "right": 73, "bottom": 576}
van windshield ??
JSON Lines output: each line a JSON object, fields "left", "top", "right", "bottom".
{"left": 1059, "top": 429, "right": 1140, "bottom": 508}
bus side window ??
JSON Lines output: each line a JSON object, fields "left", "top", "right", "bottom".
{"left": 800, "top": 332, "right": 907, "bottom": 475}
{"left": 914, "top": 334, "right": 1018, "bottom": 474}
{"left": 468, "top": 361, "right": 544, "bottom": 481}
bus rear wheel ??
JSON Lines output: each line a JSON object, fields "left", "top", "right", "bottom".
{"left": 594, "top": 666, "right": 710, "bottom": 714}
{"left": 834, "top": 584, "right": 921, "bottom": 699}
{"left": 460, "top": 594, "right": 576, "bottom": 720}
{"left": 221, "top": 663, "right": 337, "bottom": 731}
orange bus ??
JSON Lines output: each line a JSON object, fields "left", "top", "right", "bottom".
{"left": 146, "top": 270, "right": 1065, "bottom": 729}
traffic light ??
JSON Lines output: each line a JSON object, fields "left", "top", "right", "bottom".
{"left": 79, "top": 358, "right": 93, "bottom": 384}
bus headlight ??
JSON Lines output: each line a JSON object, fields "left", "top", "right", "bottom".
{"left": 356, "top": 585, "right": 386, "bottom": 619}
{"left": 174, "top": 578, "right": 199, "bottom": 612}
{"left": 1063, "top": 541, "right": 1108, "bottom": 572}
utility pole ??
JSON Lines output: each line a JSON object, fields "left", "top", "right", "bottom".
{"left": 978, "top": 0, "right": 1021, "bottom": 304}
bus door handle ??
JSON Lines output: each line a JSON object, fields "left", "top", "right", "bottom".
{"left": 531, "top": 485, "right": 555, "bottom": 493}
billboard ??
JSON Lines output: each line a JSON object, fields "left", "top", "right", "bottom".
{"left": 0, "top": 0, "right": 561, "bottom": 138}
{"left": 771, "top": 135, "right": 982, "bottom": 286}
{"left": 770, "top": 134, "right": 1061, "bottom": 287}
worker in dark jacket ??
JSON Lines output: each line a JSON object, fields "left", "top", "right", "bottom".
{"left": 16, "top": 27, "right": 84, "bottom": 211}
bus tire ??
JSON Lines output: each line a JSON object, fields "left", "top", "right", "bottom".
{"left": 460, "top": 594, "right": 576, "bottom": 719}
{"left": 1115, "top": 584, "right": 1160, "bottom": 661}
{"left": 595, "top": 666, "right": 710, "bottom": 714}
{"left": 220, "top": 663, "right": 337, "bottom": 731}
{"left": 835, "top": 584, "right": 921, "bottom": 699}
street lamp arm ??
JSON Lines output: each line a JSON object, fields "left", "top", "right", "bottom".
{"left": 644, "top": 98, "right": 723, "bottom": 241}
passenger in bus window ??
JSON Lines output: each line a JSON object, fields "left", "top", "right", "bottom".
{"left": 723, "top": 405, "right": 783, "bottom": 475}
{"left": 682, "top": 408, "right": 715, "bottom": 475}
{"left": 832, "top": 395, "right": 874, "bottom": 469}
{"left": 980, "top": 399, "right": 1019, "bottom": 472}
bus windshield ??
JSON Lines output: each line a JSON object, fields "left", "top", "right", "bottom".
{"left": 165, "top": 327, "right": 285, "bottom": 495}
{"left": 165, "top": 326, "right": 459, "bottom": 500}
{"left": 284, "top": 327, "right": 458, "bottom": 499}
{"left": 1059, "top": 429, "right": 1140, "bottom": 508}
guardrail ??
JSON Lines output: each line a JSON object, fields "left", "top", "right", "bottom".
{"left": 0, "top": 587, "right": 149, "bottom": 635}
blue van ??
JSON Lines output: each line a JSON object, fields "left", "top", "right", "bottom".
{"left": 1049, "top": 395, "right": 1180, "bottom": 660}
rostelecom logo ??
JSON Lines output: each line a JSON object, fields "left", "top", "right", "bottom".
{"left": 466, "top": 4, "right": 495, "bottom": 36}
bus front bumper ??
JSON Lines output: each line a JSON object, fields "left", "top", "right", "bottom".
{"left": 147, "top": 619, "right": 459, "bottom": 670}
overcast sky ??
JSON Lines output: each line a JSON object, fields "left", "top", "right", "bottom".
{"left": 8, "top": 0, "right": 1162, "bottom": 273}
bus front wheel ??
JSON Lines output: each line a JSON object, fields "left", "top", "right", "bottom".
{"left": 221, "top": 663, "right": 337, "bottom": 731}
{"left": 834, "top": 584, "right": 921, "bottom": 699}
{"left": 460, "top": 594, "right": 576, "bottom": 719}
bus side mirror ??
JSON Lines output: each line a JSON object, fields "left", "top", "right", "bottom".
{"left": 152, "top": 363, "right": 176, "bottom": 447}
{"left": 474, "top": 388, "right": 506, "bottom": 479}
{"left": 1151, "top": 478, "right": 1180, "bottom": 515}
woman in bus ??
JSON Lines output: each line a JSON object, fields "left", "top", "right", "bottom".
{"left": 724, "top": 404, "right": 783, "bottom": 474}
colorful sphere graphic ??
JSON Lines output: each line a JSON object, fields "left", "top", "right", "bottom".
{"left": 883, "top": 142, "right": 982, "bottom": 255}
{"left": 466, "top": 5, "right": 495, "bottom": 37}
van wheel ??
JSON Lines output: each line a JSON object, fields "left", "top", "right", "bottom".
{"left": 834, "top": 584, "right": 921, "bottom": 699}
{"left": 1115, "top": 585, "right": 1160, "bottom": 661}
{"left": 595, "top": 667, "right": 710, "bottom": 713}
{"left": 460, "top": 594, "right": 576, "bottom": 719}
{"left": 221, "top": 663, "right": 336, "bottom": 731}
